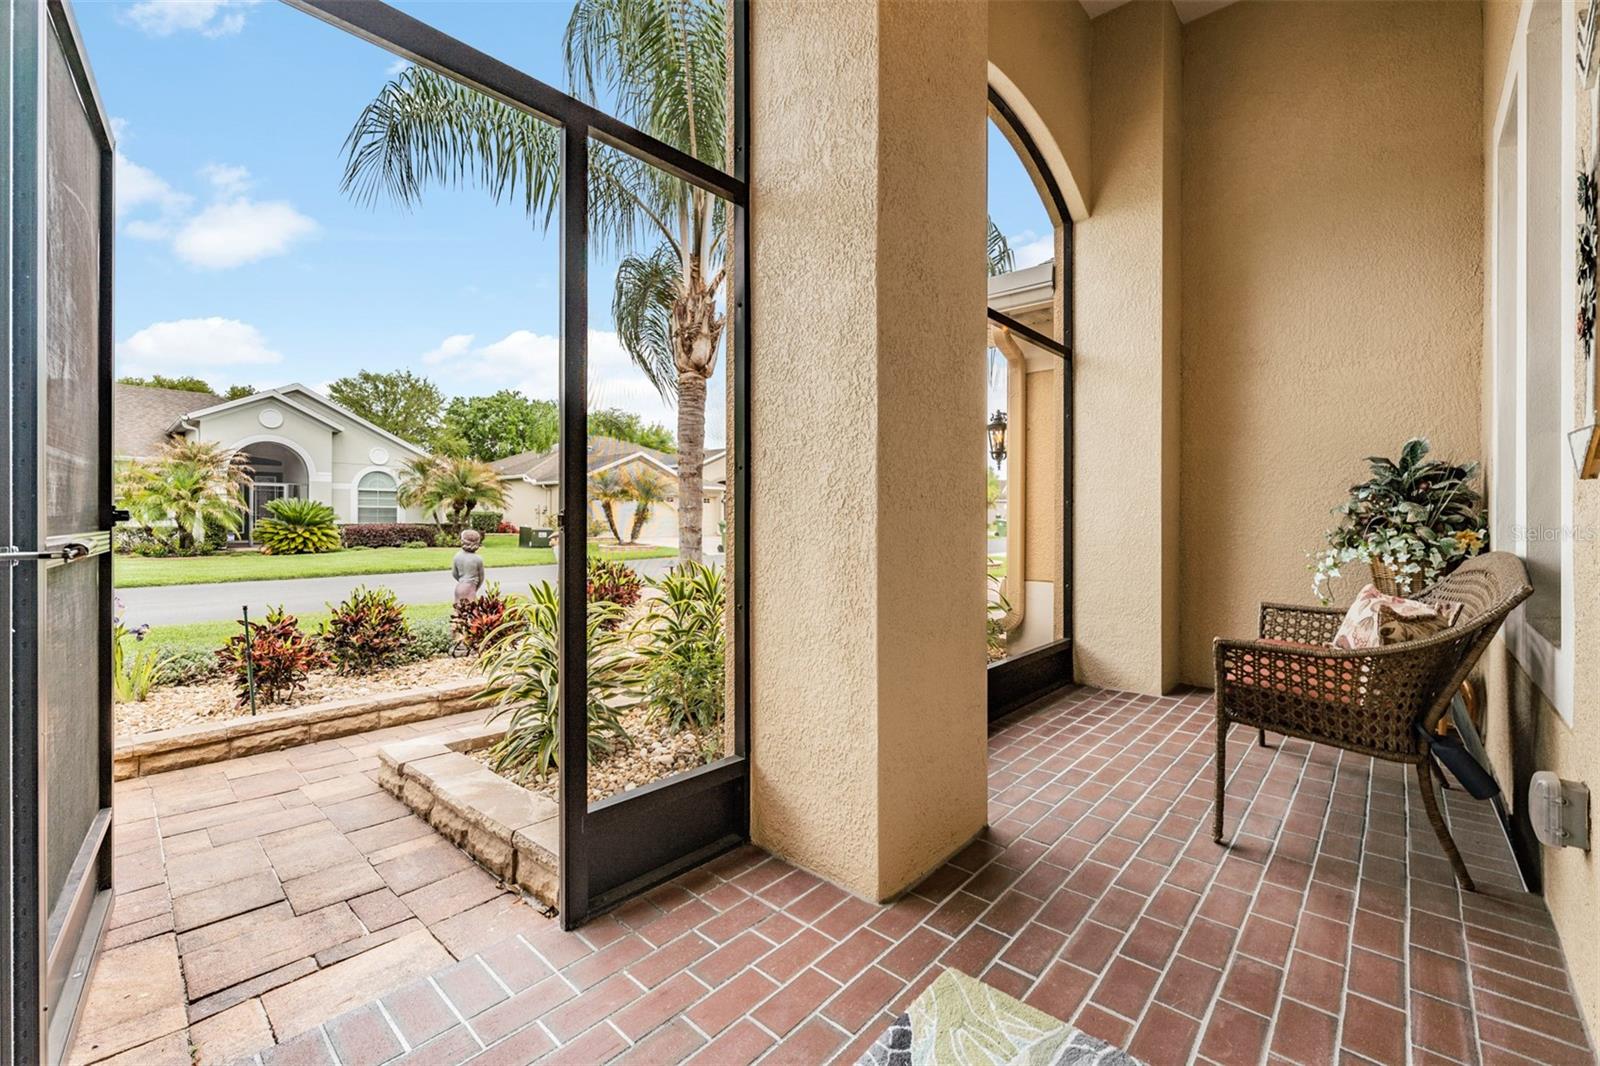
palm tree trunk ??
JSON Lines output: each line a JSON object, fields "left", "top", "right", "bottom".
{"left": 602, "top": 502, "right": 622, "bottom": 544}
{"left": 630, "top": 504, "right": 649, "bottom": 544}
{"left": 677, "top": 372, "right": 706, "bottom": 564}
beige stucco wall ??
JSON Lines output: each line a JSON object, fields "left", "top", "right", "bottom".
{"left": 1072, "top": 0, "right": 1183, "bottom": 694}
{"left": 987, "top": 0, "right": 1092, "bottom": 220}
{"left": 750, "top": 0, "right": 988, "bottom": 901}
{"left": 1176, "top": 0, "right": 1483, "bottom": 685}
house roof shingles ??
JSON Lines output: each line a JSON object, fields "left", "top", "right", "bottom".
{"left": 113, "top": 382, "right": 217, "bottom": 459}
{"left": 491, "top": 436, "right": 678, "bottom": 483}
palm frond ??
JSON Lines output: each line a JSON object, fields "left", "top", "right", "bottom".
{"left": 988, "top": 219, "right": 1016, "bottom": 276}
{"left": 613, "top": 242, "right": 682, "bottom": 401}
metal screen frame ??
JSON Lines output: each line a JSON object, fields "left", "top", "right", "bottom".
{"left": 285, "top": 0, "right": 751, "bottom": 930}
{"left": 4, "top": 2, "right": 118, "bottom": 1060}
{"left": 986, "top": 86, "right": 1075, "bottom": 724}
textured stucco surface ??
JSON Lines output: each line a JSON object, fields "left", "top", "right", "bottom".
{"left": 749, "top": 0, "right": 987, "bottom": 901}
{"left": 1073, "top": 0, "right": 1183, "bottom": 694}
{"left": 1479, "top": 0, "right": 1600, "bottom": 1038}
{"left": 1176, "top": 1, "right": 1483, "bottom": 685}
{"left": 987, "top": 0, "right": 1093, "bottom": 220}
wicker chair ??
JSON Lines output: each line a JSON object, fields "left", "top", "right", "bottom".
{"left": 1212, "top": 552, "right": 1532, "bottom": 892}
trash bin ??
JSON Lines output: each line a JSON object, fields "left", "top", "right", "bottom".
{"left": 519, "top": 526, "right": 553, "bottom": 548}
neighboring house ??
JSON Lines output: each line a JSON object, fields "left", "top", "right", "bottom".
{"left": 493, "top": 437, "right": 726, "bottom": 550}
{"left": 113, "top": 381, "right": 431, "bottom": 536}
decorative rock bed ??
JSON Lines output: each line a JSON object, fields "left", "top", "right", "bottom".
{"left": 113, "top": 678, "right": 483, "bottom": 780}
{"left": 376, "top": 725, "right": 560, "bottom": 908}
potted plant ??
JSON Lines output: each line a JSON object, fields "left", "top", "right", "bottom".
{"left": 1311, "top": 437, "right": 1488, "bottom": 602}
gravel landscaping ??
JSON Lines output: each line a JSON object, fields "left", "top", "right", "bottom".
{"left": 472, "top": 706, "right": 723, "bottom": 803}
{"left": 115, "top": 655, "right": 480, "bottom": 737}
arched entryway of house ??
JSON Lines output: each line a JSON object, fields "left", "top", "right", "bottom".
{"left": 237, "top": 439, "right": 311, "bottom": 541}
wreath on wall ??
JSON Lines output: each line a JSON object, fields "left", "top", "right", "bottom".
{"left": 1579, "top": 167, "right": 1598, "bottom": 368}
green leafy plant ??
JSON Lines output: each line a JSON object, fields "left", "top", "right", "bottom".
{"left": 406, "top": 617, "right": 456, "bottom": 661}
{"left": 404, "top": 540, "right": 430, "bottom": 549}
{"left": 479, "top": 583, "right": 636, "bottom": 782}
{"left": 987, "top": 579, "right": 1012, "bottom": 662}
{"left": 255, "top": 498, "right": 341, "bottom": 555}
{"left": 633, "top": 562, "right": 725, "bottom": 733}
{"left": 319, "top": 586, "right": 412, "bottom": 674}
{"left": 590, "top": 469, "right": 628, "bottom": 543}
{"left": 1311, "top": 437, "right": 1488, "bottom": 601}
{"left": 451, "top": 582, "right": 511, "bottom": 655}
{"left": 396, "top": 454, "right": 508, "bottom": 527}
{"left": 115, "top": 439, "right": 251, "bottom": 555}
{"left": 587, "top": 558, "right": 643, "bottom": 628}
{"left": 111, "top": 600, "right": 169, "bottom": 703}
{"left": 624, "top": 469, "right": 673, "bottom": 543}
{"left": 215, "top": 607, "right": 326, "bottom": 706}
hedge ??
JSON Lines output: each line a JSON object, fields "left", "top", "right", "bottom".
{"left": 340, "top": 523, "right": 441, "bottom": 548}
{"left": 467, "top": 511, "right": 503, "bottom": 534}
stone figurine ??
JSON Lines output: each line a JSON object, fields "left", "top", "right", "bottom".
{"left": 452, "top": 529, "right": 486, "bottom": 605}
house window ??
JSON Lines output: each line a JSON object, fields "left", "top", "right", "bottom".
{"left": 1491, "top": 0, "right": 1572, "bottom": 720}
{"left": 358, "top": 471, "right": 397, "bottom": 524}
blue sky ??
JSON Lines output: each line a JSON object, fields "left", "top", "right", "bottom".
{"left": 77, "top": 0, "right": 1052, "bottom": 451}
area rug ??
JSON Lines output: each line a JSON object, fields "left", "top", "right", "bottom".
{"left": 856, "top": 969, "right": 1145, "bottom": 1066}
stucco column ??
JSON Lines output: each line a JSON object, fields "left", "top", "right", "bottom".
{"left": 749, "top": 0, "right": 989, "bottom": 901}
{"left": 1073, "top": 0, "right": 1183, "bottom": 695}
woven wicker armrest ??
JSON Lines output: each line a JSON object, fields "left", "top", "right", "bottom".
{"left": 1213, "top": 637, "right": 1428, "bottom": 757}
{"left": 1258, "top": 602, "right": 1346, "bottom": 644}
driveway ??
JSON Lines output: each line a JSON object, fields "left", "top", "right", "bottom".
{"left": 117, "top": 555, "right": 691, "bottom": 625}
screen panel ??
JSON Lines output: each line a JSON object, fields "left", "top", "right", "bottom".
{"left": 42, "top": 560, "right": 101, "bottom": 908}
{"left": 44, "top": 29, "right": 102, "bottom": 539}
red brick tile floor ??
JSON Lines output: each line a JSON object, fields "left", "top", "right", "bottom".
{"left": 71, "top": 687, "right": 1594, "bottom": 1066}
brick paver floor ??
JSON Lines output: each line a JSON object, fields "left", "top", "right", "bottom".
{"left": 71, "top": 687, "right": 1594, "bottom": 1065}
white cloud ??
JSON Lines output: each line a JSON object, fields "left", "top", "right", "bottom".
{"left": 124, "top": 0, "right": 261, "bottom": 38}
{"left": 418, "top": 328, "right": 726, "bottom": 447}
{"left": 1006, "top": 229, "right": 1055, "bottom": 270}
{"left": 386, "top": 58, "right": 411, "bottom": 77}
{"left": 173, "top": 198, "right": 317, "bottom": 269}
{"left": 117, "top": 317, "right": 282, "bottom": 378}
{"left": 199, "top": 162, "right": 252, "bottom": 197}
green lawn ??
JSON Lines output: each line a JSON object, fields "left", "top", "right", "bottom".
{"left": 144, "top": 602, "right": 457, "bottom": 658}
{"left": 114, "top": 534, "right": 677, "bottom": 588}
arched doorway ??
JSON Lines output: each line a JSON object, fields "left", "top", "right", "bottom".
{"left": 237, "top": 439, "right": 310, "bottom": 541}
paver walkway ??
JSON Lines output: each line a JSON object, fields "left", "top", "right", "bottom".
{"left": 72, "top": 687, "right": 1595, "bottom": 1065}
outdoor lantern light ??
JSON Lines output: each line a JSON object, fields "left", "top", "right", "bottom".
{"left": 988, "top": 410, "right": 1008, "bottom": 467}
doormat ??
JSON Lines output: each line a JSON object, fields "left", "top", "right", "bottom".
{"left": 856, "top": 969, "right": 1146, "bottom": 1066}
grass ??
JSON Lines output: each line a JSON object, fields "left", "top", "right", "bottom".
{"left": 143, "top": 602, "right": 456, "bottom": 658}
{"left": 114, "top": 534, "right": 677, "bottom": 588}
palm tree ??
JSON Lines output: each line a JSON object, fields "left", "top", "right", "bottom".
{"left": 624, "top": 469, "right": 673, "bottom": 543}
{"left": 398, "top": 456, "right": 508, "bottom": 527}
{"left": 345, "top": 0, "right": 1014, "bottom": 566}
{"left": 590, "top": 469, "right": 628, "bottom": 543}
{"left": 117, "top": 439, "right": 252, "bottom": 553}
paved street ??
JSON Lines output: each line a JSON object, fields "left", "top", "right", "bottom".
{"left": 117, "top": 556, "right": 690, "bottom": 626}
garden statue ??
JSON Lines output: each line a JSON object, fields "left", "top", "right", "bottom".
{"left": 453, "top": 528, "right": 486, "bottom": 605}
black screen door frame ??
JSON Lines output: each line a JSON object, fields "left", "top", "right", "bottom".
{"left": 285, "top": 0, "right": 751, "bottom": 931}
{"left": 3, "top": 1, "right": 117, "bottom": 1061}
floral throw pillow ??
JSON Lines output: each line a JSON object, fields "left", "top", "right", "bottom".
{"left": 1332, "top": 584, "right": 1457, "bottom": 649}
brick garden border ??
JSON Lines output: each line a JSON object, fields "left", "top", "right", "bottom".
{"left": 376, "top": 726, "right": 560, "bottom": 909}
{"left": 113, "top": 678, "right": 484, "bottom": 780}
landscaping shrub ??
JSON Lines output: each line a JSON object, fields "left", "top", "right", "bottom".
{"left": 480, "top": 583, "right": 635, "bottom": 782}
{"left": 451, "top": 583, "right": 511, "bottom": 655}
{"left": 113, "top": 525, "right": 159, "bottom": 555}
{"left": 406, "top": 617, "right": 455, "bottom": 661}
{"left": 466, "top": 511, "right": 503, "bottom": 534}
{"left": 112, "top": 608, "right": 169, "bottom": 703}
{"left": 634, "top": 562, "right": 726, "bottom": 733}
{"left": 586, "top": 558, "right": 642, "bottom": 628}
{"left": 432, "top": 528, "right": 459, "bottom": 548}
{"left": 497, "top": 520, "right": 517, "bottom": 534}
{"left": 319, "top": 586, "right": 411, "bottom": 674}
{"left": 404, "top": 540, "right": 430, "bottom": 549}
{"left": 339, "top": 523, "right": 439, "bottom": 548}
{"left": 255, "top": 498, "right": 340, "bottom": 555}
{"left": 164, "top": 647, "right": 220, "bottom": 686}
{"left": 216, "top": 607, "right": 325, "bottom": 705}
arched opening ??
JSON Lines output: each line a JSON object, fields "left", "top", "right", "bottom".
{"left": 237, "top": 439, "right": 310, "bottom": 541}
{"left": 985, "top": 82, "right": 1074, "bottom": 720}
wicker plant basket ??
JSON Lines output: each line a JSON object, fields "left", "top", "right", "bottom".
{"left": 1369, "top": 559, "right": 1402, "bottom": 596}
